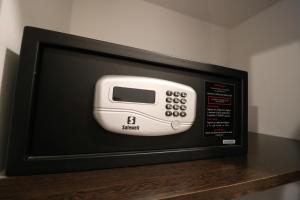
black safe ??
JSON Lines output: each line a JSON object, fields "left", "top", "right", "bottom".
{"left": 6, "top": 27, "right": 247, "bottom": 175}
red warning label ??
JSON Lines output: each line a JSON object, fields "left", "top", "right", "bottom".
{"left": 204, "top": 82, "right": 235, "bottom": 137}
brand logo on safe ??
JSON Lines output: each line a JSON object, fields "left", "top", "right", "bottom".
{"left": 122, "top": 116, "right": 140, "bottom": 130}
{"left": 127, "top": 116, "right": 136, "bottom": 124}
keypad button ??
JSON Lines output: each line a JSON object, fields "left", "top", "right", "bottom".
{"left": 166, "top": 97, "right": 173, "bottom": 103}
{"left": 165, "top": 111, "right": 172, "bottom": 116}
{"left": 180, "top": 112, "right": 187, "bottom": 117}
{"left": 173, "top": 111, "right": 179, "bottom": 117}
{"left": 180, "top": 99, "right": 187, "bottom": 104}
{"left": 166, "top": 90, "right": 173, "bottom": 96}
{"left": 173, "top": 104, "right": 180, "bottom": 110}
{"left": 181, "top": 92, "right": 187, "bottom": 98}
{"left": 166, "top": 104, "right": 172, "bottom": 109}
{"left": 180, "top": 105, "right": 187, "bottom": 110}
{"left": 174, "top": 91, "right": 180, "bottom": 97}
{"left": 173, "top": 98, "right": 180, "bottom": 103}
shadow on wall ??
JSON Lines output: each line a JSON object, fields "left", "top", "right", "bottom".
{"left": 248, "top": 106, "right": 258, "bottom": 133}
{"left": 0, "top": 49, "right": 19, "bottom": 171}
{"left": 294, "top": 125, "right": 300, "bottom": 140}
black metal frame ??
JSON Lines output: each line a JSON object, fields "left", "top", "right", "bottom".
{"left": 6, "top": 27, "right": 248, "bottom": 175}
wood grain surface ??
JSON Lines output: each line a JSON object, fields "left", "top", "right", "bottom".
{"left": 1, "top": 132, "right": 300, "bottom": 200}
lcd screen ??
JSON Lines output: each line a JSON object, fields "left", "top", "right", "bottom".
{"left": 112, "top": 86, "right": 155, "bottom": 103}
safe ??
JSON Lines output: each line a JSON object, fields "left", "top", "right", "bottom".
{"left": 6, "top": 27, "right": 247, "bottom": 175}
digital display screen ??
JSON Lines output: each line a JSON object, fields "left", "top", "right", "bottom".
{"left": 113, "top": 87, "right": 155, "bottom": 103}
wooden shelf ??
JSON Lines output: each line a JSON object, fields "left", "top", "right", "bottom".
{"left": 1, "top": 132, "right": 300, "bottom": 200}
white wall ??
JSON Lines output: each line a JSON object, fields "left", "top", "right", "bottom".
{"left": 0, "top": 0, "right": 73, "bottom": 98}
{"left": 230, "top": 0, "right": 300, "bottom": 140}
{"left": 70, "top": 0, "right": 230, "bottom": 67}
{"left": 0, "top": 0, "right": 73, "bottom": 174}
{"left": 0, "top": 0, "right": 73, "bottom": 56}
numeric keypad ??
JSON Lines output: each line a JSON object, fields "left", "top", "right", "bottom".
{"left": 165, "top": 90, "right": 188, "bottom": 117}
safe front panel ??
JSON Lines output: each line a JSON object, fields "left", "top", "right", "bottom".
{"left": 6, "top": 27, "right": 247, "bottom": 175}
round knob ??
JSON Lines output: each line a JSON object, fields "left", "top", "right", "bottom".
{"left": 171, "top": 120, "right": 181, "bottom": 130}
